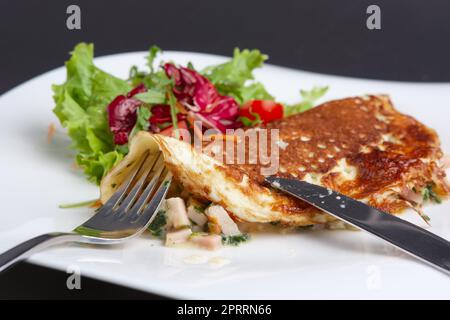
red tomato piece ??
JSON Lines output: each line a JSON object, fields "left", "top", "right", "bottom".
{"left": 239, "top": 100, "right": 284, "bottom": 124}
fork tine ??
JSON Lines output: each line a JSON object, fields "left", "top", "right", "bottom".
{"left": 133, "top": 169, "right": 172, "bottom": 224}
{"left": 115, "top": 152, "right": 163, "bottom": 215}
{"left": 129, "top": 154, "right": 166, "bottom": 214}
{"left": 96, "top": 150, "right": 151, "bottom": 215}
{"left": 78, "top": 151, "right": 171, "bottom": 236}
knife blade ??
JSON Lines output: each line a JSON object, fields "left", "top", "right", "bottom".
{"left": 265, "top": 176, "right": 450, "bottom": 275}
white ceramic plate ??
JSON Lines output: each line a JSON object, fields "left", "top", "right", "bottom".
{"left": 0, "top": 51, "right": 449, "bottom": 299}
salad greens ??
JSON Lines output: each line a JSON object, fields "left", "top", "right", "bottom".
{"left": 53, "top": 42, "right": 328, "bottom": 184}
{"left": 52, "top": 43, "right": 130, "bottom": 184}
{"left": 202, "top": 48, "right": 274, "bottom": 104}
{"left": 284, "top": 86, "right": 329, "bottom": 116}
{"left": 129, "top": 106, "right": 151, "bottom": 138}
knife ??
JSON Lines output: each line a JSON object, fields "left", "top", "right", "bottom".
{"left": 265, "top": 176, "right": 450, "bottom": 275}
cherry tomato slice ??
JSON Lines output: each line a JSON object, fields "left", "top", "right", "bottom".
{"left": 239, "top": 100, "right": 284, "bottom": 124}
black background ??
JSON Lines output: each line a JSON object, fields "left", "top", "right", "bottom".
{"left": 0, "top": 0, "right": 449, "bottom": 299}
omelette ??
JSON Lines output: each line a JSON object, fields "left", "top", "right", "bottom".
{"left": 100, "top": 95, "right": 449, "bottom": 226}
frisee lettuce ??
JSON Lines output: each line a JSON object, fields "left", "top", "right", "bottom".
{"left": 130, "top": 46, "right": 171, "bottom": 92}
{"left": 202, "top": 48, "right": 273, "bottom": 104}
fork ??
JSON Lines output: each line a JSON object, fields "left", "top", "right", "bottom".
{"left": 0, "top": 151, "right": 172, "bottom": 273}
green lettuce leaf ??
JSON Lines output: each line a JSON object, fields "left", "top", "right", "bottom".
{"left": 239, "top": 82, "right": 274, "bottom": 102}
{"left": 202, "top": 48, "right": 273, "bottom": 104}
{"left": 284, "top": 86, "right": 328, "bottom": 116}
{"left": 52, "top": 43, "right": 131, "bottom": 184}
{"left": 133, "top": 90, "right": 166, "bottom": 104}
{"left": 76, "top": 150, "right": 124, "bottom": 184}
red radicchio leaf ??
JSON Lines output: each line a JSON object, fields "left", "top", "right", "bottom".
{"left": 149, "top": 104, "right": 186, "bottom": 124}
{"left": 108, "top": 61, "right": 242, "bottom": 146}
{"left": 164, "top": 63, "right": 240, "bottom": 132}
{"left": 107, "top": 83, "right": 147, "bottom": 145}
{"left": 126, "top": 83, "right": 147, "bottom": 98}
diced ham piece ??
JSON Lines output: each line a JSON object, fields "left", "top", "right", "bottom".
{"left": 191, "top": 225, "right": 204, "bottom": 233}
{"left": 190, "top": 234, "right": 223, "bottom": 251}
{"left": 205, "top": 205, "right": 241, "bottom": 236}
{"left": 166, "top": 197, "right": 190, "bottom": 229}
{"left": 165, "top": 228, "right": 192, "bottom": 246}
{"left": 187, "top": 205, "right": 208, "bottom": 226}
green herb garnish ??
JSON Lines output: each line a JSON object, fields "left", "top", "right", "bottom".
{"left": 221, "top": 234, "right": 250, "bottom": 246}
{"left": 423, "top": 184, "right": 442, "bottom": 204}
{"left": 167, "top": 86, "right": 180, "bottom": 139}
{"left": 148, "top": 210, "right": 167, "bottom": 238}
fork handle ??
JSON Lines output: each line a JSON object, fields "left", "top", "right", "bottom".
{"left": 0, "top": 232, "right": 83, "bottom": 273}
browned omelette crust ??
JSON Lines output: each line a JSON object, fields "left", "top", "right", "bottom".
{"left": 103, "top": 95, "right": 448, "bottom": 226}
{"left": 214, "top": 95, "right": 448, "bottom": 219}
